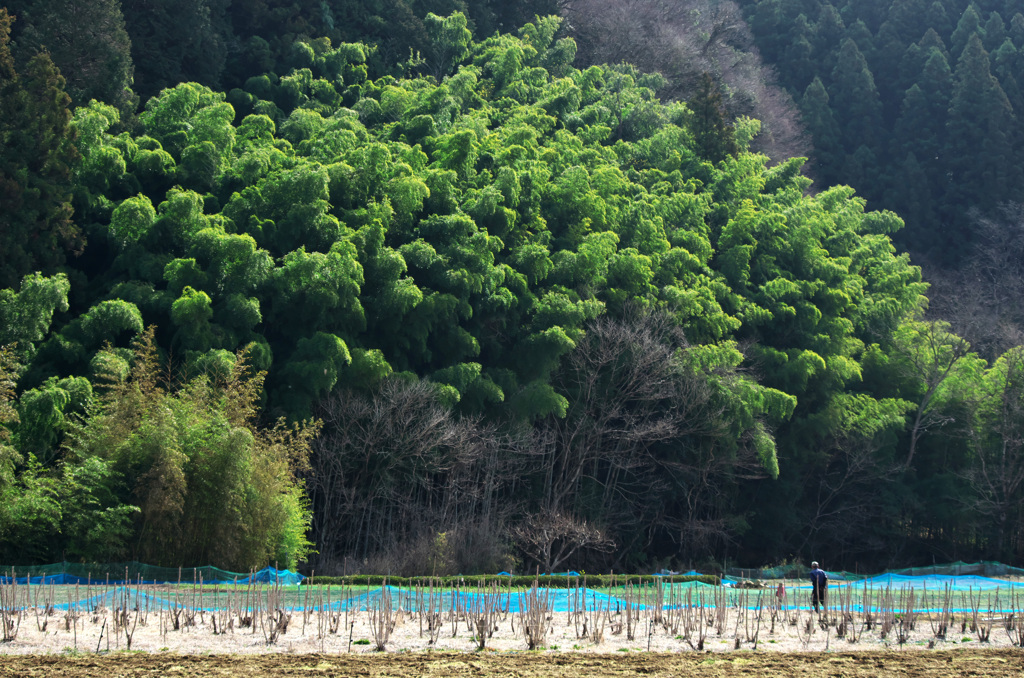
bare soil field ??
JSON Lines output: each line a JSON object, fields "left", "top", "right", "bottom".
{"left": 0, "top": 650, "right": 1023, "bottom": 678}
{"left": 2, "top": 583, "right": 1023, "bottom": 676}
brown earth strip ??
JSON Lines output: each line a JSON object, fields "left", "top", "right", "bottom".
{"left": 0, "top": 650, "right": 1022, "bottom": 678}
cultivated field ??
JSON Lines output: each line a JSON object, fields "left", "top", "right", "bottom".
{"left": 1, "top": 650, "right": 1024, "bottom": 678}
{"left": 2, "top": 580, "right": 1023, "bottom": 676}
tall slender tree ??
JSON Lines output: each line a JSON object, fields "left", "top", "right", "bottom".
{"left": 799, "top": 76, "right": 843, "bottom": 186}
{"left": 945, "top": 33, "right": 1020, "bottom": 220}
{"left": 687, "top": 73, "right": 740, "bottom": 163}
{"left": 829, "top": 37, "right": 883, "bottom": 151}
{"left": 0, "top": 10, "right": 82, "bottom": 290}
{"left": 14, "top": 0, "right": 136, "bottom": 115}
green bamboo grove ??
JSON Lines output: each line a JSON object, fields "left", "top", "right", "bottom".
{"left": 2, "top": 11, "right": 1024, "bottom": 574}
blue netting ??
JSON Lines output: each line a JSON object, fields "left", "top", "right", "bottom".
{"left": 848, "top": 573, "right": 1019, "bottom": 590}
{"left": 0, "top": 566, "right": 303, "bottom": 586}
{"left": 724, "top": 560, "right": 1024, "bottom": 582}
{"left": 9, "top": 580, "right": 1024, "bottom": 614}
{"left": 22, "top": 585, "right": 641, "bottom": 614}
{"left": 329, "top": 585, "right": 640, "bottom": 613}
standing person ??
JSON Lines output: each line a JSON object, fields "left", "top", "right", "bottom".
{"left": 809, "top": 561, "right": 828, "bottom": 613}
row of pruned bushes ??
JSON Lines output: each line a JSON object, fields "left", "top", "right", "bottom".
{"left": 300, "top": 573, "right": 720, "bottom": 587}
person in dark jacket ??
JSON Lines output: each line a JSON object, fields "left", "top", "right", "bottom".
{"left": 809, "top": 561, "right": 828, "bottom": 613}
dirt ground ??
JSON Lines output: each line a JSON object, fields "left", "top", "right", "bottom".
{"left": 0, "top": 650, "right": 1022, "bottom": 678}
{"left": 3, "top": 586, "right": 1023, "bottom": 676}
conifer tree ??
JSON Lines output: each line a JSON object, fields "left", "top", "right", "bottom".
{"left": 913, "top": 47, "right": 954, "bottom": 168}
{"left": 951, "top": 4, "right": 984, "bottom": 58}
{"left": 814, "top": 3, "right": 845, "bottom": 51}
{"left": 687, "top": 73, "right": 739, "bottom": 164}
{"left": 0, "top": 9, "right": 82, "bottom": 290}
{"left": 874, "top": 21, "right": 908, "bottom": 118}
{"left": 15, "top": 0, "right": 136, "bottom": 115}
{"left": 799, "top": 76, "right": 842, "bottom": 186}
{"left": 830, "top": 38, "right": 883, "bottom": 151}
{"left": 888, "top": 0, "right": 929, "bottom": 44}
{"left": 983, "top": 11, "right": 1007, "bottom": 52}
{"left": 899, "top": 42, "right": 926, "bottom": 92}
{"left": 925, "top": 1, "right": 953, "bottom": 39}
{"left": 1010, "top": 12, "right": 1024, "bottom": 49}
{"left": 993, "top": 38, "right": 1024, "bottom": 112}
{"left": 121, "top": 0, "right": 230, "bottom": 102}
{"left": 889, "top": 151, "right": 935, "bottom": 231}
{"left": 812, "top": 3, "right": 845, "bottom": 78}
{"left": 946, "top": 33, "right": 1020, "bottom": 228}
{"left": 919, "top": 27, "right": 950, "bottom": 61}
{"left": 846, "top": 20, "right": 876, "bottom": 63}
{"left": 782, "top": 31, "right": 816, "bottom": 92}
{"left": 895, "top": 83, "right": 930, "bottom": 158}
{"left": 843, "top": 143, "right": 879, "bottom": 198}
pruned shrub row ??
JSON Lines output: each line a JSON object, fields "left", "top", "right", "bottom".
{"left": 301, "top": 573, "right": 719, "bottom": 587}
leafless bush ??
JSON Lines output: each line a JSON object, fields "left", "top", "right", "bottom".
{"left": 929, "top": 584, "right": 953, "bottom": 640}
{"left": 113, "top": 586, "right": 139, "bottom": 650}
{"left": 369, "top": 583, "right": 396, "bottom": 651}
{"left": 258, "top": 581, "right": 290, "bottom": 645}
{"left": 570, "top": 579, "right": 608, "bottom": 644}
{"left": 468, "top": 581, "right": 502, "bottom": 650}
{"left": 678, "top": 588, "right": 708, "bottom": 650}
{"left": 32, "top": 582, "right": 55, "bottom": 632}
{"left": 835, "top": 583, "right": 859, "bottom": 643}
{"left": 518, "top": 582, "right": 553, "bottom": 649}
{"left": 1004, "top": 590, "right": 1024, "bottom": 647}
{"left": 0, "top": 572, "right": 23, "bottom": 642}
{"left": 415, "top": 580, "right": 444, "bottom": 645}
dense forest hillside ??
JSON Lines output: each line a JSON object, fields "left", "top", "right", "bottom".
{"left": 2, "top": 3, "right": 1024, "bottom": 574}
{"left": 737, "top": 1, "right": 1024, "bottom": 353}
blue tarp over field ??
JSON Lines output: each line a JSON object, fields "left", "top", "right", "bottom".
{"left": 0, "top": 566, "right": 303, "bottom": 586}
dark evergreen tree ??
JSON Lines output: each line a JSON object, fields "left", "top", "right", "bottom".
{"left": 915, "top": 47, "right": 954, "bottom": 166}
{"left": 983, "top": 11, "right": 1008, "bottom": 51}
{"left": 812, "top": 3, "right": 845, "bottom": 78}
{"left": 874, "top": 21, "right": 908, "bottom": 120}
{"left": 687, "top": 73, "right": 740, "bottom": 163}
{"left": 925, "top": 1, "right": 953, "bottom": 39}
{"left": 746, "top": 0, "right": 789, "bottom": 62}
{"left": 1010, "top": 12, "right": 1024, "bottom": 48}
{"left": 845, "top": 19, "right": 876, "bottom": 63}
{"left": 945, "top": 33, "right": 1020, "bottom": 239}
{"left": 950, "top": 3, "right": 984, "bottom": 58}
{"left": 799, "top": 76, "right": 843, "bottom": 186}
{"left": 888, "top": 0, "right": 929, "bottom": 44}
{"left": 815, "top": 2, "right": 846, "bottom": 51}
{"left": 888, "top": 151, "right": 936, "bottom": 229}
{"left": 829, "top": 37, "right": 883, "bottom": 151}
{"left": 121, "top": 0, "right": 231, "bottom": 102}
{"left": 0, "top": 9, "right": 82, "bottom": 290}
{"left": 894, "top": 83, "right": 931, "bottom": 157}
{"left": 842, "top": 143, "right": 879, "bottom": 198}
{"left": 918, "top": 26, "right": 950, "bottom": 62}
{"left": 899, "top": 41, "right": 926, "bottom": 92}
{"left": 782, "top": 26, "right": 816, "bottom": 92}
{"left": 992, "top": 37, "right": 1024, "bottom": 112}
{"left": 14, "top": 0, "right": 136, "bottom": 115}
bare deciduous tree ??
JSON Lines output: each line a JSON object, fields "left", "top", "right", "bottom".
{"left": 511, "top": 510, "right": 613, "bottom": 572}
{"left": 562, "top": 0, "right": 810, "bottom": 161}
{"left": 924, "top": 204, "right": 1024, "bottom": 360}
{"left": 307, "top": 378, "right": 528, "bottom": 574}
{"left": 536, "top": 309, "right": 772, "bottom": 568}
